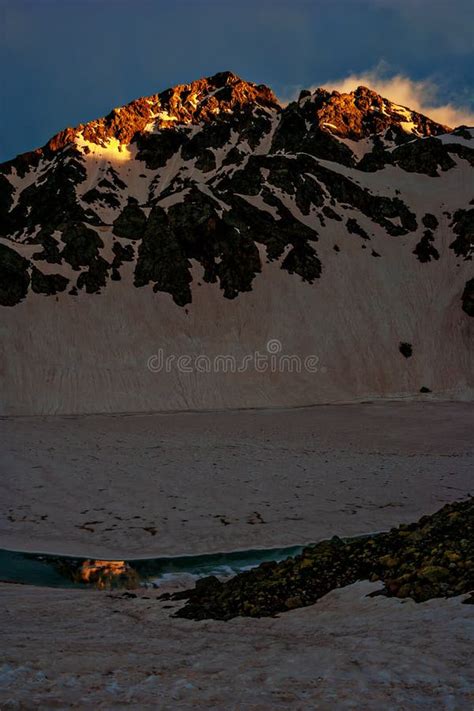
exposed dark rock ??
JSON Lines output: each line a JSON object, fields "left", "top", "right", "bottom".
{"left": 346, "top": 218, "right": 370, "bottom": 240}
{"left": 450, "top": 209, "right": 474, "bottom": 260}
{"left": 106, "top": 167, "right": 127, "bottom": 191}
{"left": 212, "top": 222, "right": 261, "bottom": 299}
{"left": 181, "top": 122, "right": 232, "bottom": 160}
{"left": 452, "top": 126, "right": 472, "bottom": 140}
{"left": 281, "top": 241, "right": 322, "bottom": 283}
{"left": 113, "top": 203, "right": 147, "bottom": 240}
{"left": 77, "top": 257, "right": 110, "bottom": 294}
{"left": 97, "top": 177, "right": 117, "bottom": 191}
{"left": 31, "top": 267, "right": 69, "bottom": 295}
{"left": 413, "top": 230, "right": 440, "bottom": 262}
{"left": 194, "top": 149, "right": 216, "bottom": 173}
{"left": 134, "top": 205, "right": 192, "bottom": 306}
{"left": 446, "top": 143, "right": 474, "bottom": 167}
{"left": 232, "top": 109, "right": 273, "bottom": 151}
{"left": 32, "top": 233, "right": 62, "bottom": 264}
{"left": 222, "top": 146, "right": 245, "bottom": 167}
{"left": 422, "top": 213, "right": 439, "bottom": 230}
{"left": 9, "top": 147, "right": 90, "bottom": 235}
{"left": 310, "top": 157, "right": 417, "bottom": 235}
{"left": 462, "top": 278, "right": 474, "bottom": 316}
{"left": 0, "top": 243, "right": 30, "bottom": 306}
{"left": 271, "top": 106, "right": 356, "bottom": 166}
{"left": 391, "top": 138, "right": 456, "bottom": 176}
{"left": 360, "top": 136, "right": 461, "bottom": 177}
{"left": 322, "top": 205, "right": 342, "bottom": 221}
{"left": 296, "top": 175, "right": 325, "bottom": 214}
{"left": 0, "top": 174, "right": 14, "bottom": 234}
{"left": 171, "top": 190, "right": 263, "bottom": 298}
{"left": 60, "top": 223, "right": 103, "bottom": 270}
{"left": 112, "top": 241, "right": 134, "bottom": 270}
{"left": 399, "top": 342, "right": 413, "bottom": 358}
{"left": 136, "top": 131, "right": 186, "bottom": 170}
{"left": 220, "top": 154, "right": 264, "bottom": 196}
{"left": 226, "top": 196, "right": 285, "bottom": 262}
{"left": 82, "top": 188, "right": 121, "bottom": 209}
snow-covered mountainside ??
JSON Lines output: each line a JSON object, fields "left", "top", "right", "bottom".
{"left": 0, "top": 71, "right": 472, "bottom": 414}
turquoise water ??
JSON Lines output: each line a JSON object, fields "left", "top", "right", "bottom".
{"left": 0, "top": 545, "right": 306, "bottom": 589}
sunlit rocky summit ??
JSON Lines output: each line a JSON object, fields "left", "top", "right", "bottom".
{"left": 0, "top": 71, "right": 472, "bottom": 414}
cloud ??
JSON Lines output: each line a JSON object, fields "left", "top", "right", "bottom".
{"left": 320, "top": 69, "right": 474, "bottom": 128}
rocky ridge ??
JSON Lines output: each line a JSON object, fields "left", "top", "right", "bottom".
{"left": 0, "top": 70, "right": 472, "bottom": 310}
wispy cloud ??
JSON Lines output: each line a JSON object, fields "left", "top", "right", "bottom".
{"left": 320, "top": 68, "right": 474, "bottom": 128}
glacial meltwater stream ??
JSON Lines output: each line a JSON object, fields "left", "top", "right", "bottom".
{"left": 0, "top": 546, "right": 306, "bottom": 589}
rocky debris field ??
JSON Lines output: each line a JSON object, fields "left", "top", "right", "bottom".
{"left": 167, "top": 497, "right": 474, "bottom": 620}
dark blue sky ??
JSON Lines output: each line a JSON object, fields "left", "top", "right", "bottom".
{"left": 1, "top": 0, "right": 473, "bottom": 162}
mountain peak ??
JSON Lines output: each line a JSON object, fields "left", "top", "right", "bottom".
{"left": 295, "top": 84, "right": 450, "bottom": 140}
{"left": 14, "top": 72, "right": 279, "bottom": 167}
{"left": 152, "top": 70, "right": 279, "bottom": 125}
